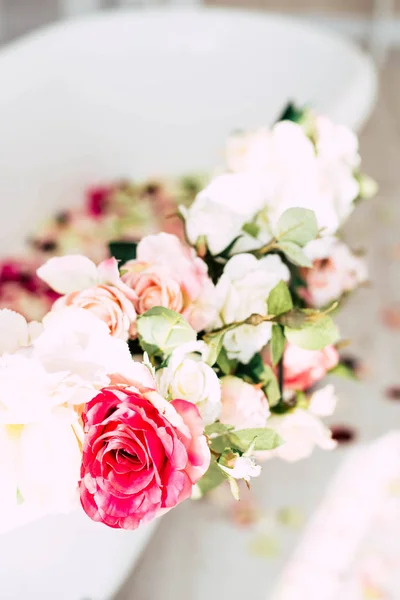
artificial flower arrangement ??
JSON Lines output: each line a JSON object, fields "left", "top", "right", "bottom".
{"left": 0, "top": 106, "right": 375, "bottom": 530}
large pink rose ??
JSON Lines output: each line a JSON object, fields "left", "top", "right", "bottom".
{"left": 283, "top": 344, "right": 339, "bottom": 392}
{"left": 122, "top": 233, "right": 217, "bottom": 331}
{"left": 79, "top": 386, "right": 210, "bottom": 529}
{"left": 54, "top": 284, "right": 136, "bottom": 339}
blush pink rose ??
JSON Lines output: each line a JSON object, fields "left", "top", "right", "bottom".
{"left": 122, "top": 233, "right": 217, "bottom": 331}
{"left": 220, "top": 376, "right": 270, "bottom": 429}
{"left": 121, "top": 262, "right": 183, "bottom": 316}
{"left": 299, "top": 239, "right": 368, "bottom": 308}
{"left": 54, "top": 284, "right": 136, "bottom": 339}
{"left": 79, "top": 386, "right": 210, "bottom": 529}
{"left": 283, "top": 343, "right": 339, "bottom": 392}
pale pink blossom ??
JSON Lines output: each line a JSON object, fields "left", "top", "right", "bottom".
{"left": 122, "top": 233, "right": 216, "bottom": 332}
{"left": 220, "top": 376, "right": 270, "bottom": 429}
{"left": 300, "top": 237, "right": 368, "bottom": 308}
{"left": 283, "top": 343, "right": 339, "bottom": 392}
{"left": 38, "top": 256, "right": 137, "bottom": 339}
{"left": 121, "top": 263, "right": 183, "bottom": 315}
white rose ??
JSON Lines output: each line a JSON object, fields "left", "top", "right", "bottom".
{"left": 225, "top": 118, "right": 362, "bottom": 236}
{"left": 223, "top": 323, "right": 273, "bottom": 364}
{"left": 264, "top": 409, "right": 336, "bottom": 462}
{"left": 314, "top": 115, "right": 360, "bottom": 169}
{"left": 33, "top": 307, "right": 135, "bottom": 404}
{"left": 213, "top": 253, "right": 290, "bottom": 362}
{"left": 215, "top": 253, "right": 290, "bottom": 324}
{"left": 0, "top": 306, "right": 142, "bottom": 522}
{"left": 226, "top": 121, "right": 315, "bottom": 176}
{"left": 183, "top": 173, "right": 267, "bottom": 255}
{"left": 13, "top": 407, "right": 82, "bottom": 513}
{"left": 156, "top": 341, "right": 221, "bottom": 425}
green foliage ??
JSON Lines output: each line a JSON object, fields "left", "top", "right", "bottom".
{"left": 216, "top": 346, "right": 238, "bottom": 375}
{"left": 195, "top": 459, "right": 228, "bottom": 497}
{"left": 233, "top": 428, "right": 283, "bottom": 452}
{"left": 275, "top": 208, "right": 318, "bottom": 247}
{"left": 277, "top": 241, "right": 312, "bottom": 267}
{"left": 329, "top": 362, "right": 358, "bottom": 380}
{"left": 270, "top": 324, "right": 285, "bottom": 367}
{"left": 262, "top": 365, "right": 281, "bottom": 407}
{"left": 242, "top": 221, "right": 260, "bottom": 238}
{"left": 237, "top": 354, "right": 281, "bottom": 407}
{"left": 137, "top": 307, "right": 196, "bottom": 357}
{"left": 210, "top": 426, "right": 282, "bottom": 455}
{"left": 277, "top": 102, "right": 307, "bottom": 124}
{"left": 108, "top": 241, "right": 137, "bottom": 263}
{"left": 205, "top": 422, "right": 234, "bottom": 436}
{"left": 205, "top": 330, "right": 226, "bottom": 367}
{"left": 267, "top": 281, "right": 293, "bottom": 316}
{"left": 285, "top": 314, "right": 340, "bottom": 351}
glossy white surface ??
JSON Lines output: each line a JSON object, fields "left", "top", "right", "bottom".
{"left": 0, "top": 509, "right": 157, "bottom": 600}
{"left": 0, "top": 7, "right": 376, "bottom": 255}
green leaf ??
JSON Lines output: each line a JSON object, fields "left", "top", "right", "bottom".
{"left": 205, "top": 331, "right": 226, "bottom": 367}
{"left": 277, "top": 102, "right": 307, "bottom": 124}
{"left": 137, "top": 307, "right": 196, "bottom": 357}
{"left": 205, "top": 422, "right": 234, "bottom": 436}
{"left": 275, "top": 208, "right": 318, "bottom": 247}
{"left": 195, "top": 459, "right": 228, "bottom": 497}
{"left": 210, "top": 433, "right": 236, "bottom": 454}
{"left": 108, "top": 241, "right": 137, "bottom": 263}
{"left": 259, "top": 364, "right": 281, "bottom": 407}
{"left": 242, "top": 353, "right": 266, "bottom": 383}
{"left": 270, "top": 324, "right": 285, "bottom": 366}
{"left": 233, "top": 428, "right": 283, "bottom": 452}
{"left": 277, "top": 241, "right": 312, "bottom": 267}
{"left": 267, "top": 281, "right": 293, "bottom": 316}
{"left": 329, "top": 362, "right": 358, "bottom": 380}
{"left": 242, "top": 221, "right": 260, "bottom": 238}
{"left": 285, "top": 315, "right": 340, "bottom": 350}
{"left": 216, "top": 346, "right": 238, "bottom": 375}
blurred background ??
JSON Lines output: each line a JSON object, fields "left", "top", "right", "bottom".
{"left": 0, "top": 2, "right": 399, "bottom": 600}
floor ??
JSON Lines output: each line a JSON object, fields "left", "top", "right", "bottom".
{"left": 114, "top": 51, "right": 400, "bottom": 600}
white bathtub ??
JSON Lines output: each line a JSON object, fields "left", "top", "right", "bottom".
{"left": 0, "top": 7, "right": 377, "bottom": 600}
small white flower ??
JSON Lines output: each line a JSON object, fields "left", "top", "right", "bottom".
{"left": 156, "top": 341, "right": 221, "bottom": 425}
{"left": 219, "top": 454, "right": 262, "bottom": 482}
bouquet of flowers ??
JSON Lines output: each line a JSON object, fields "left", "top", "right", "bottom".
{"left": 0, "top": 106, "right": 375, "bottom": 531}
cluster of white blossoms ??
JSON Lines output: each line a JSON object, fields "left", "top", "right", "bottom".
{"left": 0, "top": 307, "right": 142, "bottom": 520}
{"left": 184, "top": 115, "right": 375, "bottom": 257}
